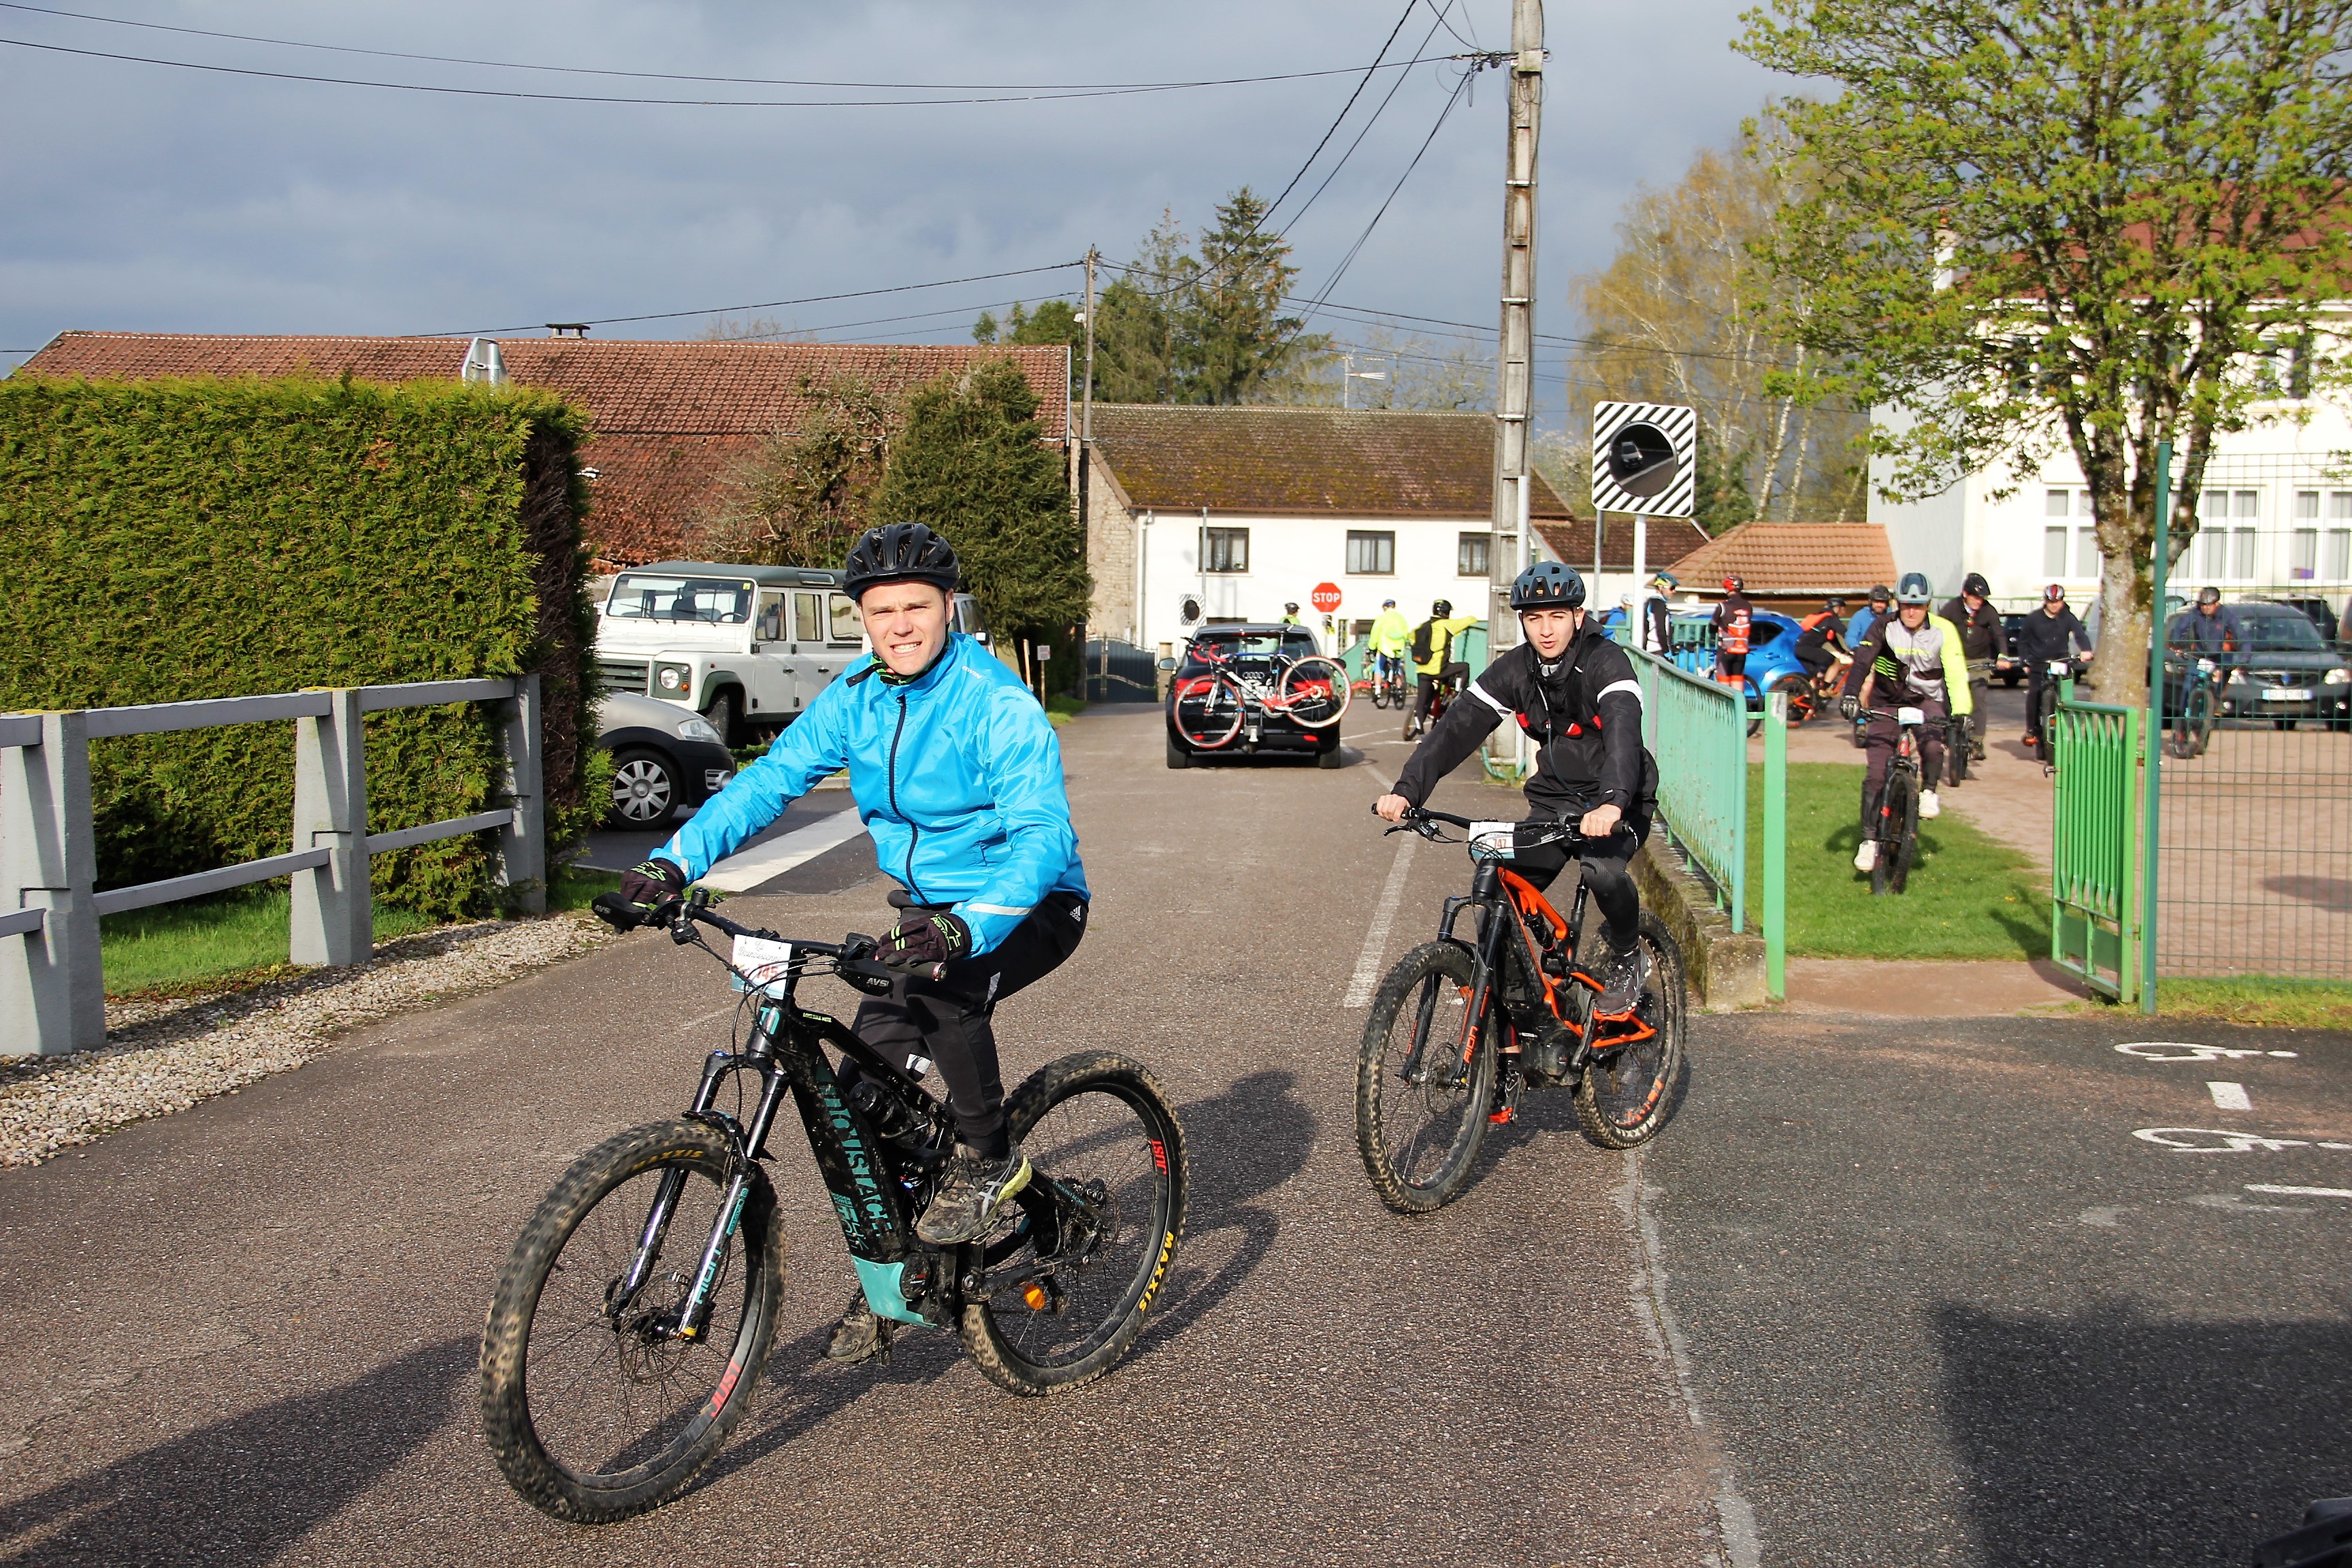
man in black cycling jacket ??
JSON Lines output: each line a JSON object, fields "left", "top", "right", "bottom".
{"left": 1375, "top": 560, "right": 1658, "bottom": 1019}
{"left": 2017, "top": 583, "right": 2093, "bottom": 751}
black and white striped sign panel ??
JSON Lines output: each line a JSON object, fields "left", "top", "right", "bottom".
{"left": 1591, "top": 401, "right": 1697, "bottom": 519}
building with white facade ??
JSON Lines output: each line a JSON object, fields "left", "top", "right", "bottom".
{"left": 1083, "top": 406, "right": 1584, "bottom": 656}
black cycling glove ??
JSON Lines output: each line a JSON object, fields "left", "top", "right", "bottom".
{"left": 620, "top": 858, "right": 687, "bottom": 914}
{"left": 1838, "top": 694, "right": 1860, "bottom": 721}
{"left": 878, "top": 910, "right": 970, "bottom": 973}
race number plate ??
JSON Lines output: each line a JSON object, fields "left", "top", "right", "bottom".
{"left": 1897, "top": 706, "right": 1925, "bottom": 726}
{"left": 732, "top": 934, "right": 795, "bottom": 996}
{"left": 2264, "top": 687, "right": 2313, "bottom": 702}
{"left": 1469, "top": 821, "right": 1518, "bottom": 860}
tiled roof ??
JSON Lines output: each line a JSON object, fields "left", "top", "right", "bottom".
{"left": 1086, "top": 404, "right": 1574, "bottom": 519}
{"left": 13, "top": 333, "right": 1073, "bottom": 567}
{"left": 1533, "top": 514, "right": 1712, "bottom": 574}
{"left": 1656, "top": 521, "right": 1897, "bottom": 595}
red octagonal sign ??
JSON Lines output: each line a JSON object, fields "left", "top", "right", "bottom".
{"left": 1310, "top": 582, "right": 1342, "bottom": 613}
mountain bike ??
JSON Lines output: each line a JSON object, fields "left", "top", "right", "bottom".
{"left": 480, "top": 890, "right": 1186, "bottom": 1524}
{"left": 1942, "top": 713, "right": 1972, "bottom": 787}
{"left": 1169, "top": 638, "right": 1350, "bottom": 750}
{"left": 2170, "top": 655, "right": 2224, "bottom": 758}
{"left": 1368, "top": 653, "right": 1411, "bottom": 711}
{"left": 1355, "top": 806, "right": 1688, "bottom": 1213}
{"left": 1857, "top": 705, "right": 1926, "bottom": 895}
{"left": 1402, "top": 670, "right": 1463, "bottom": 741}
{"left": 2027, "top": 656, "right": 2087, "bottom": 777}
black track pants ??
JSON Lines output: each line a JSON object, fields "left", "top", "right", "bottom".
{"left": 1415, "top": 662, "right": 1471, "bottom": 721}
{"left": 1510, "top": 817, "right": 1650, "bottom": 956}
{"left": 844, "top": 891, "right": 1088, "bottom": 1157}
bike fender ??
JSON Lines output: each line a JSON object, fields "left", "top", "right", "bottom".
{"left": 851, "top": 1256, "right": 932, "bottom": 1326}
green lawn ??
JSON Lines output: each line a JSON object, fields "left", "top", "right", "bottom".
{"left": 101, "top": 864, "right": 620, "bottom": 1000}
{"left": 1045, "top": 694, "right": 1087, "bottom": 728}
{"left": 1740, "top": 762, "right": 2051, "bottom": 961}
{"left": 2117, "top": 977, "right": 2352, "bottom": 1031}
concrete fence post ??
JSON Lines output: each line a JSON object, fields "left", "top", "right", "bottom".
{"left": 289, "top": 688, "right": 371, "bottom": 967}
{"left": 497, "top": 674, "right": 546, "bottom": 914}
{"left": 1, "top": 712, "right": 105, "bottom": 1056}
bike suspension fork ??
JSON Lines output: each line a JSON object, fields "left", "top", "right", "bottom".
{"left": 608, "top": 1045, "right": 740, "bottom": 1319}
{"left": 673, "top": 1060, "right": 797, "bottom": 1341}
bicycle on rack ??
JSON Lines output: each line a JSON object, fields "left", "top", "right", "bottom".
{"left": 1855, "top": 705, "right": 1927, "bottom": 895}
{"left": 1356, "top": 806, "right": 1688, "bottom": 1213}
{"left": 480, "top": 889, "right": 1186, "bottom": 1524}
{"left": 1367, "top": 652, "right": 1412, "bottom": 712}
{"left": 1169, "top": 637, "right": 1350, "bottom": 751}
{"left": 2170, "top": 655, "right": 2225, "bottom": 758}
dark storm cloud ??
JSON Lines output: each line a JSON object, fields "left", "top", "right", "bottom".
{"left": 0, "top": 0, "right": 1776, "bottom": 388}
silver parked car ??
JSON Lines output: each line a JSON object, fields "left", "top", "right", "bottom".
{"left": 595, "top": 691, "right": 738, "bottom": 828}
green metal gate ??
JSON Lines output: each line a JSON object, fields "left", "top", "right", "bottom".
{"left": 2051, "top": 694, "right": 2143, "bottom": 1002}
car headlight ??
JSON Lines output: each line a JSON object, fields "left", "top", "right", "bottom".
{"left": 2326, "top": 667, "right": 2350, "bottom": 685}
{"left": 676, "top": 715, "right": 723, "bottom": 742}
{"left": 655, "top": 662, "right": 693, "bottom": 696}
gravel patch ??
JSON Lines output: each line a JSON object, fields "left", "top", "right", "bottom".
{"left": 0, "top": 911, "right": 616, "bottom": 1167}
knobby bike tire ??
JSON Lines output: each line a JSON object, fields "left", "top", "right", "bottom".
{"left": 1171, "top": 672, "right": 1245, "bottom": 750}
{"left": 480, "top": 1117, "right": 784, "bottom": 1524}
{"left": 958, "top": 1052, "right": 1186, "bottom": 1396}
{"left": 1356, "top": 941, "right": 1496, "bottom": 1214}
{"left": 1879, "top": 770, "right": 1921, "bottom": 896}
{"left": 2189, "top": 686, "right": 2216, "bottom": 757}
{"left": 1279, "top": 657, "right": 1351, "bottom": 728}
{"left": 1573, "top": 911, "right": 1690, "bottom": 1149}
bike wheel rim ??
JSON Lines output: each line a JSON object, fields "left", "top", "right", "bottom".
{"left": 1584, "top": 933, "right": 1680, "bottom": 1130}
{"left": 1173, "top": 677, "right": 1243, "bottom": 748}
{"left": 1374, "top": 969, "right": 1482, "bottom": 1190}
{"left": 521, "top": 1159, "right": 756, "bottom": 1484}
{"left": 983, "top": 1082, "right": 1173, "bottom": 1369}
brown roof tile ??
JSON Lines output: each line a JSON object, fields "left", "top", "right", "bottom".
{"left": 13, "top": 333, "right": 1071, "bottom": 566}
{"left": 1655, "top": 521, "right": 1897, "bottom": 595}
{"left": 1086, "top": 404, "right": 1573, "bottom": 519}
{"left": 1532, "top": 514, "right": 1712, "bottom": 574}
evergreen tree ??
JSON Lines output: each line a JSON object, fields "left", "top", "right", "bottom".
{"left": 872, "top": 357, "right": 1088, "bottom": 641}
{"left": 1179, "top": 189, "right": 1323, "bottom": 404}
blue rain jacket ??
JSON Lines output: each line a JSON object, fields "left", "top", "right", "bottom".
{"left": 659, "top": 634, "right": 1088, "bottom": 955}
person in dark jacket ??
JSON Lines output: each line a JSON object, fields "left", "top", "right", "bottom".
{"left": 1713, "top": 574, "right": 1756, "bottom": 691}
{"left": 2016, "top": 583, "right": 2093, "bottom": 749}
{"left": 1940, "top": 572, "right": 2006, "bottom": 760}
{"left": 1376, "top": 560, "right": 1658, "bottom": 1024}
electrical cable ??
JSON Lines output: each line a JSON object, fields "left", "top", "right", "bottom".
{"left": 1296, "top": 65, "right": 1476, "bottom": 315}
{"left": 0, "top": 3, "right": 1464, "bottom": 94}
{"left": 410, "top": 261, "right": 1083, "bottom": 338}
{"left": 0, "top": 35, "right": 1469, "bottom": 108}
{"left": 1277, "top": 8, "right": 1458, "bottom": 247}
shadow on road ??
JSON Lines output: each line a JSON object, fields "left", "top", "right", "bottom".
{"left": 1934, "top": 1299, "right": 2352, "bottom": 1567}
{"left": 0, "top": 1336, "right": 470, "bottom": 1567}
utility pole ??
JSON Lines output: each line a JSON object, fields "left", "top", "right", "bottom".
{"left": 1081, "top": 246, "right": 1102, "bottom": 691}
{"left": 1485, "top": 1, "right": 1543, "bottom": 775}
{"left": 1486, "top": 2, "right": 1543, "bottom": 659}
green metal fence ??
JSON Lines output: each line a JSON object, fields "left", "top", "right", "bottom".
{"left": 1629, "top": 646, "right": 1750, "bottom": 933}
{"left": 2050, "top": 692, "right": 2142, "bottom": 1003}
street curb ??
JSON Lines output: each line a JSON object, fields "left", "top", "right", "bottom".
{"left": 1633, "top": 842, "right": 1767, "bottom": 1012}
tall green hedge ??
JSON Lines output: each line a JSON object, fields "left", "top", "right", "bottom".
{"left": 0, "top": 374, "right": 599, "bottom": 919}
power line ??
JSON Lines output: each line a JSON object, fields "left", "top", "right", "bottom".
{"left": 1255, "top": 3, "right": 1420, "bottom": 227}
{"left": 1278, "top": 8, "right": 1460, "bottom": 245}
{"left": 0, "top": 35, "right": 1473, "bottom": 108}
{"left": 1297, "top": 65, "right": 1477, "bottom": 314}
{"left": 0, "top": 3, "right": 1467, "bottom": 94}
{"left": 412, "top": 261, "right": 1084, "bottom": 338}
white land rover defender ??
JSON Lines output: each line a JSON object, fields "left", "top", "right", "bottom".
{"left": 593, "top": 560, "right": 985, "bottom": 743}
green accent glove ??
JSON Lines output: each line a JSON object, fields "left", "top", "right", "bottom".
{"left": 620, "top": 858, "right": 687, "bottom": 913}
{"left": 878, "top": 911, "right": 971, "bottom": 972}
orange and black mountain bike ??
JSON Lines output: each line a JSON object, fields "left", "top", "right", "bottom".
{"left": 1355, "top": 806, "right": 1688, "bottom": 1213}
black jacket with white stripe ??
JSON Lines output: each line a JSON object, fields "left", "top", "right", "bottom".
{"left": 1394, "top": 623, "right": 1654, "bottom": 823}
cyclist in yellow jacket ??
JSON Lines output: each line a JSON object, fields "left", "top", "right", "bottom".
{"left": 1408, "top": 600, "right": 1484, "bottom": 738}
{"left": 1368, "top": 598, "right": 1411, "bottom": 692}
{"left": 1837, "top": 571, "right": 1972, "bottom": 872}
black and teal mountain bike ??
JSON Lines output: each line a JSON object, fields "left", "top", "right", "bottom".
{"left": 479, "top": 889, "right": 1186, "bottom": 1523}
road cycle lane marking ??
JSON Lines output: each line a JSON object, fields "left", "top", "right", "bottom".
{"left": 2133, "top": 1126, "right": 2352, "bottom": 1152}
{"left": 2208, "top": 1081, "right": 2253, "bottom": 1110}
{"left": 2114, "top": 1042, "right": 2299, "bottom": 1062}
{"left": 2248, "top": 1183, "right": 2352, "bottom": 1199}
{"left": 1344, "top": 773, "right": 1415, "bottom": 1009}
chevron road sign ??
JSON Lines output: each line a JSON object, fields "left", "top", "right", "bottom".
{"left": 1591, "top": 401, "right": 1697, "bottom": 519}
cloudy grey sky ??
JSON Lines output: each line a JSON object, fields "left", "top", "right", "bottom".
{"left": 0, "top": 0, "right": 1782, "bottom": 422}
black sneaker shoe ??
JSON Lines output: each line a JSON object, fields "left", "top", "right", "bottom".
{"left": 1592, "top": 945, "right": 1650, "bottom": 1019}
{"left": 915, "top": 1143, "right": 1032, "bottom": 1245}
{"left": 825, "top": 1288, "right": 893, "bottom": 1365}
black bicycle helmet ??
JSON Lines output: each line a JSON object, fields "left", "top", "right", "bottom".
{"left": 1510, "top": 559, "right": 1586, "bottom": 610}
{"left": 1962, "top": 572, "right": 1990, "bottom": 597}
{"left": 844, "top": 521, "right": 959, "bottom": 599}
{"left": 2044, "top": 582, "right": 2067, "bottom": 602}
{"left": 1432, "top": 599, "right": 1452, "bottom": 617}
{"left": 1824, "top": 596, "right": 1848, "bottom": 611}
{"left": 2198, "top": 585, "right": 2221, "bottom": 606}
{"left": 1869, "top": 583, "right": 1893, "bottom": 605}
{"left": 1896, "top": 571, "right": 1933, "bottom": 605}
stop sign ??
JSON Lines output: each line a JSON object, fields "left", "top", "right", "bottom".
{"left": 1310, "top": 582, "right": 1342, "bottom": 613}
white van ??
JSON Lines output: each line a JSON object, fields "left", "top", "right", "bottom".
{"left": 593, "top": 560, "right": 985, "bottom": 743}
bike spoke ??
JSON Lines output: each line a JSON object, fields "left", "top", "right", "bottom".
{"left": 1376, "top": 974, "right": 1477, "bottom": 1188}
{"left": 986, "top": 1085, "right": 1161, "bottom": 1368}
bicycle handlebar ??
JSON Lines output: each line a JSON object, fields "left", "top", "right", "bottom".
{"left": 590, "top": 891, "right": 933, "bottom": 986}
{"left": 1371, "top": 802, "right": 1588, "bottom": 849}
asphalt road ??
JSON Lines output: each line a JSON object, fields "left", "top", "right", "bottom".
{"left": 1, "top": 699, "right": 2345, "bottom": 1567}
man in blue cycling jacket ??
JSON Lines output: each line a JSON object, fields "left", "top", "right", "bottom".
{"left": 616, "top": 521, "right": 1088, "bottom": 1365}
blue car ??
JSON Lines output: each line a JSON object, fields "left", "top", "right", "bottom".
{"left": 1597, "top": 606, "right": 1820, "bottom": 721}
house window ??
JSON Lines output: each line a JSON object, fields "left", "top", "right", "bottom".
{"left": 2044, "top": 526, "right": 2070, "bottom": 577}
{"left": 2292, "top": 529, "right": 2320, "bottom": 581}
{"left": 1456, "top": 532, "right": 1492, "bottom": 577}
{"left": 2045, "top": 488, "right": 2072, "bottom": 518}
{"left": 1345, "top": 530, "right": 1395, "bottom": 575}
{"left": 2298, "top": 490, "right": 2321, "bottom": 521}
{"left": 1202, "top": 526, "right": 1249, "bottom": 574}
{"left": 2234, "top": 527, "right": 2258, "bottom": 581}
{"left": 2074, "top": 527, "right": 2101, "bottom": 580}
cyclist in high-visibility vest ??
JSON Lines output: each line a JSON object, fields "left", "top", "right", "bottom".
{"left": 1713, "top": 575, "right": 1755, "bottom": 691}
{"left": 1368, "top": 598, "right": 1411, "bottom": 689}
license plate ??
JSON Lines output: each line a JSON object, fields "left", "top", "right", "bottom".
{"left": 2263, "top": 687, "right": 2313, "bottom": 702}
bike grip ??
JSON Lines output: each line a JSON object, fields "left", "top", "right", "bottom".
{"left": 589, "top": 892, "right": 643, "bottom": 932}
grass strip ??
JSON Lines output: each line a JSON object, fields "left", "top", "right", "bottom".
{"left": 2109, "top": 978, "right": 2352, "bottom": 1031}
{"left": 1741, "top": 762, "right": 2051, "bottom": 961}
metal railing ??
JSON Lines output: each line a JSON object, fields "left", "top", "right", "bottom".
{"left": 1629, "top": 645, "right": 1749, "bottom": 933}
{"left": 3, "top": 676, "right": 544, "bottom": 1058}
{"left": 2050, "top": 689, "right": 2142, "bottom": 1003}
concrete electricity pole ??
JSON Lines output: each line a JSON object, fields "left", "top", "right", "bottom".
{"left": 1485, "top": 1, "right": 1544, "bottom": 659}
{"left": 1082, "top": 246, "right": 1100, "bottom": 689}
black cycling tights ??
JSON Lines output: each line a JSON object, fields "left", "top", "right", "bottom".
{"left": 839, "top": 892, "right": 1088, "bottom": 1158}
{"left": 1512, "top": 817, "right": 1648, "bottom": 957}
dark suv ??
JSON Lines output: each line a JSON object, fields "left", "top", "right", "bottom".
{"left": 1162, "top": 623, "right": 1344, "bottom": 768}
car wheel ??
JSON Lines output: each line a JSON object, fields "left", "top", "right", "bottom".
{"left": 607, "top": 747, "right": 682, "bottom": 828}
{"left": 703, "top": 688, "right": 743, "bottom": 747}
{"left": 1318, "top": 737, "right": 1345, "bottom": 769}
{"left": 1166, "top": 733, "right": 1190, "bottom": 769}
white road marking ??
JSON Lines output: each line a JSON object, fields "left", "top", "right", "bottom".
{"left": 2077, "top": 1206, "right": 2130, "bottom": 1228}
{"left": 2208, "top": 1081, "right": 2253, "bottom": 1111}
{"left": 686, "top": 1004, "right": 737, "bottom": 1028}
{"left": 2248, "top": 1183, "right": 2352, "bottom": 1199}
{"left": 699, "top": 808, "right": 868, "bottom": 892}
{"left": 2189, "top": 1192, "right": 2313, "bottom": 1214}
{"left": 2135, "top": 1126, "right": 2352, "bottom": 1152}
{"left": 1343, "top": 833, "right": 1418, "bottom": 1009}
{"left": 2114, "top": 1042, "right": 2297, "bottom": 1062}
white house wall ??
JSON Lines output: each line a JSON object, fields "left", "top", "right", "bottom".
{"left": 1136, "top": 512, "right": 1497, "bottom": 653}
